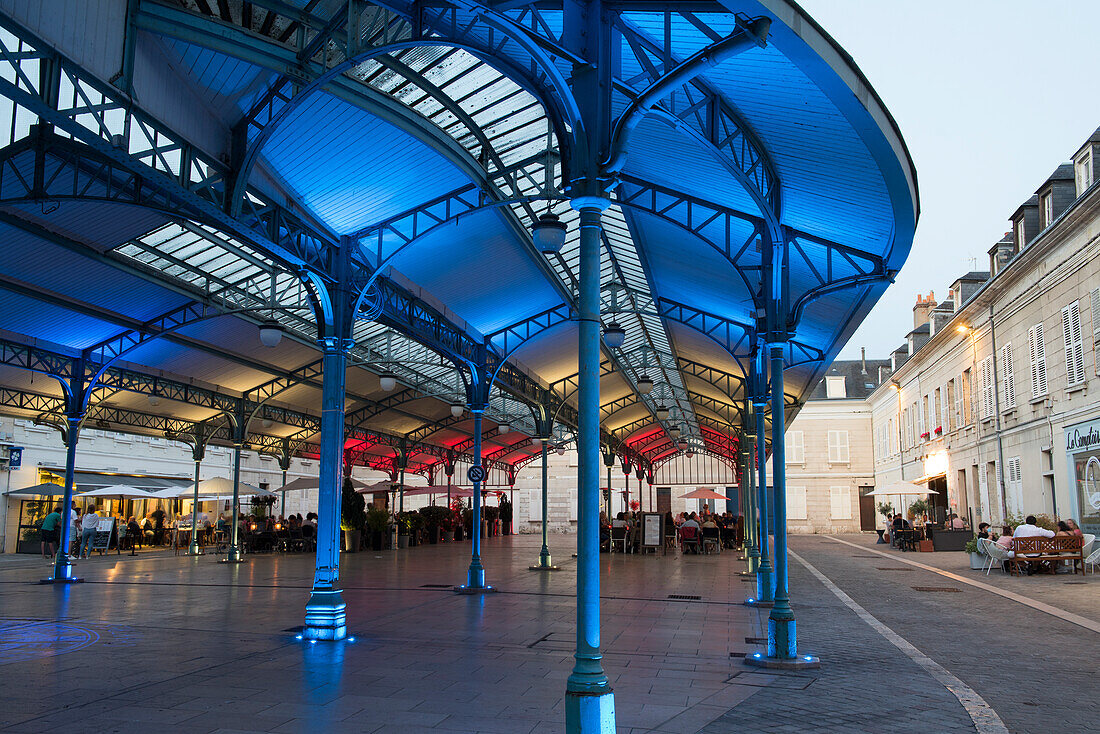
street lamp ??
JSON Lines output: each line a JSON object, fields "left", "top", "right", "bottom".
{"left": 532, "top": 212, "right": 567, "bottom": 254}
{"left": 451, "top": 404, "right": 465, "bottom": 419}
{"left": 669, "top": 425, "right": 681, "bottom": 439}
{"left": 602, "top": 323, "right": 626, "bottom": 349}
{"left": 655, "top": 405, "right": 670, "bottom": 421}
{"left": 637, "top": 375, "right": 654, "bottom": 394}
{"left": 379, "top": 372, "right": 397, "bottom": 392}
{"left": 498, "top": 422, "right": 511, "bottom": 435}
{"left": 258, "top": 320, "right": 283, "bottom": 348}
{"left": 556, "top": 444, "right": 566, "bottom": 456}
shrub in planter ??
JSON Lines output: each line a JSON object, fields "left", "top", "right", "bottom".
{"left": 365, "top": 505, "right": 388, "bottom": 551}
{"left": 340, "top": 478, "right": 366, "bottom": 551}
{"left": 419, "top": 505, "right": 448, "bottom": 543}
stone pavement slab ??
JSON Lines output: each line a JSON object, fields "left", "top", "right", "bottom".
{"left": 0, "top": 534, "right": 763, "bottom": 733}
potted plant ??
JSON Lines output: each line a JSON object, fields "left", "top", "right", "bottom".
{"left": 419, "top": 505, "right": 448, "bottom": 544}
{"left": 964, "top": 536, "right": 985, "bottom": 570}
{"left": 340, "top": 478, "right": 365, "bottom": 552}
{"left": 365, "top": 505, "right": 388, "bottom": 551}
{"left": 875, "top": 501, "right": 894, "bottom": 543}
{"left": 908, "top": 498, "right": 929, "bottom": 521}
{"left": 499, "top": 495, "right": 513, "bottom": 536}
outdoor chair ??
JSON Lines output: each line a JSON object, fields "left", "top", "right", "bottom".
{"left": 664, "top": 527, "right": 677, "bottom": 554}
{"left": 1084, "top": 546, "right": 1100, "bottom": 574}
{"left": 610, "top": 525, "right": 628, "bottom": 553}
{"left": 701, "top": 527, "right": 721, "bottom": 554}
{"left": 300, "top": 524, "right": 316, "bottom": 551}
{"left": 982, "top": 538, "right": 1013, "bottom": 575}
{"left": 679, "top": 526, "right": 701, "bottom": 554}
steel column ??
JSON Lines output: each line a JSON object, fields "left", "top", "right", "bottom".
{"left": 566, "top": 200, "right": 615, "bottom": 722}
{"left": 743, "top": 421, "right": 759, "bottom": 573}
{"left": 463, "top": 408, "right": 488, "bottom": 589}
{"left": 754, "top": 347, "right": 773, "bottom": 603}
{"left": 767, "top": 342, "right": 796, "bottom": 658}
{"left": 226, "top": 440, "right": 244, "bottom": 563}
{"left": 531, "top": 437, "right": 556, "bottom": 570}
{"left": 187, "top": 459, "right": 202, "bottom": 555}
{"left": 48, "top": 415, "right": 82, "bottom": 582}
{"left": 303, "top": 339, "right": 350, "bottom": 639}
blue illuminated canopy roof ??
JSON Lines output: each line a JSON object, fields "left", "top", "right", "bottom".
{"left": 0, "top": 0, "right": 917, "bottom": 475}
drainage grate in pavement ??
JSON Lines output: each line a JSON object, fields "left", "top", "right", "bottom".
{"left": 667, "top": 594, "right": 702, "bottom": 600}
{"left": 420, "top": 584, "right": 453, "bottom": 588}
{"left": 745, "top": 637, "right": 768, "bottom": 644}
{"left": 912, "top": 586, "right": 962, "bottom": 592}
{"left": 1064, "top": 581, "right": 1087, "bottom": 585}
{"left": 729, "top": 652, "right": 746, "bottom": 658}
{"left": 726, "top": 671, "right": 816, "bottom": 689}
{"left": 740, "top": 578, "right": 756, "bottom": 582}
{"left": 876, "top": 567, "right": 914, "bottom": 571}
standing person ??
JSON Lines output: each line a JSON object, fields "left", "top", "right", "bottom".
{"left": 68, "top": 504, "right": 82, "bottom": 557}
{"left": 40, "top": 505, "right": 62, "bottom": 561}
{"left": 79, "top": 506, "right": 101, "bottom": 559}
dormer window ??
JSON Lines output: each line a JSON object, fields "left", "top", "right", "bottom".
{"left": 1075, "top": 150, "right": 1093, "bottom": 196}
{"left": 1014, "top": 218, "right": 1026, "bottom": 250}
{"left": 1040, "top": 192, "right": 1054, "bottom": 228}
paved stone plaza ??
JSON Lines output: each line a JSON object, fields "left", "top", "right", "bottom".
{"left": 1, "top": 533, "right": 1093, "bottom": 733}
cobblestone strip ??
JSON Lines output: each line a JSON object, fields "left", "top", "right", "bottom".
{"left": 824, "top": 536, "right": 1100, "bottom": 634}
{"left": 789, "top": 548, "right": 1008, "bottom": 734}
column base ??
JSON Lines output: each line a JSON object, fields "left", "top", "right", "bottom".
{"left": 565, "top": 689, "right": 616, "bottom": 734}
{"left": 529, "top": 565, "right": 560, "bottom": 571}
{"left": 756, "top": 570, "right": 774, "bottom": 603}
{"left": 744, "top": 652, "right": 819, "bottom": 670}
{"left": 41, "top": 557, "right": 82, "bottom": 584}
{"left": 453, "top": 585, "right": 497, "bottom": 595}
{"left": 39, "top": 576, "right": 84, "bottom": 585}
{"left": 742, "top": 598, "right": 773, "bottom": 608}
{"left": 303, "top": 589, "right": 347, "bottom": 640}
{"left": 767, "top": 614, "right": 797, "bottom": 660}
{"left": 185, "top": 547, "right": 205, "bottom": 556}
{"left": 219, "top": 545, "right": 246, "bottom": 563}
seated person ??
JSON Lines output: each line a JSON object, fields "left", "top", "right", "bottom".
{"left": 977, "top": 522, "right": 993, "bottom": 539}
{"left": 1013, "top": 515, "right": 1054, "bottom": 540}
{"left": 681, "top": 512, "right": 701, "bottom": 531}
{"left": 994, "top": 533, "right": 1015, "bottom": 556}
{"left": 611, "top": 512, "right": 629, "bottom": 529}
{"left": 127, "top": 516, "right": 142, "bottom": 547}
{"left": 1065, "top": 519, "right": 1083, "bottom": 537}
{"left": 947, "top": 513, "right": 966, "bottom": 529}
{"left": 1055, "top": 521, "right": 1075, "bottom": 537}
{"left": 701, "top": 515, "right": 718, "bottom": 529}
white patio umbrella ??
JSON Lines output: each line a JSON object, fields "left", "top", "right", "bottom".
{"left": 77, "top": 485, "right": 160, "bottom": 498}
{"left": 864, "top": 481, "right": 939, "bottom": 496}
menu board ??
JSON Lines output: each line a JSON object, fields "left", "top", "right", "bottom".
{"left": 90, "top": 517, "right": 115, "bottom": 553}
{"left": 642, "top": 513, "right": 662, "bottom": 548}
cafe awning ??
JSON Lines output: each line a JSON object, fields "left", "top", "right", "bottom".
{"left": 73, "top": 472, "right": 192, "bottom": 494}
{"left": 4, "top": 482, "right": 66, "bottom": 497}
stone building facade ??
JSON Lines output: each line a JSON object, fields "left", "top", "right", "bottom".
{"left": 868, "top": 127, "right": 1100, "bottom": 536}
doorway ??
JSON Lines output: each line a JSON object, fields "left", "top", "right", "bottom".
{"left": 858, "top": 485, "right": 876, "bottom": 531}
{"left": 929, "top": 475, "right": 948, "bottom": 523}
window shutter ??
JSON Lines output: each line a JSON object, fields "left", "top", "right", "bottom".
{"left": 1063, "top": 303, "right": 1085, "bottom": 386}
{"left": 1092, "top": 288, "right": 1100, "bottom": 340}
{"left": 1029, "top": 323, "right": 1047, "bottom": 397}
{"left": 1001, "top": 343, "right": 1016, "bottom": 409}
{"left": 828, "top": 430, "right": 849, "bottom": 463}
{"left": 980, "top": 357, "right": 993, "bottom": 417}
{"left": 830, "top": 486, "right": 852, "bottom": 520}
{"left": 787, "top": 486, "right": 807, "bottom": 520}
{"left": 786, "top": 431, "right": 804, "bottom": 464}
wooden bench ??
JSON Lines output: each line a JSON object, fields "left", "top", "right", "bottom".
{"left": 1009, "top": 536, "right": 1084, "bottom": 576}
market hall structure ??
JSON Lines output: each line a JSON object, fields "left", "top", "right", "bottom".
{"left": 0, "top": 0, "right": 917, "bottom": 730}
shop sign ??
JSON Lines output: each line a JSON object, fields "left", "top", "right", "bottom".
{"left": 1065, "top": 418, "right": 1100, "bottom": 453}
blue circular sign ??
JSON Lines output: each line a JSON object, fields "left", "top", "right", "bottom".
{"left": 467, "top": 465, "right": 487, "bottom": 483}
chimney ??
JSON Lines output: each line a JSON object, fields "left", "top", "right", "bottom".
{"left": 913, "top": 291, "right": 935, "bottom": 329}
{"left": 860, "top": 347, "right": 867, "bottom": 375}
